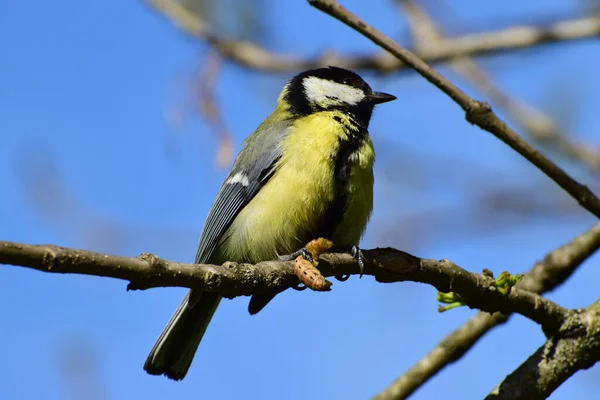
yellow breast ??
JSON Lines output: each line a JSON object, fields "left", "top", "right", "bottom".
{"left": 218, "top": 112, "right": 374, "bottom": 263}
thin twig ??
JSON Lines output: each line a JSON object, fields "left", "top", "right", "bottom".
{"left": 308, "top": 0, "right": 600, "bottom": 220}
{"left": 374, "top": 222, "right": 600, "bottom": 400}
{"left": 145, "top": 0, "right": 600, "bottom": 73}
{"left": 0, "top": 240, "right": 570, "bottom": 331}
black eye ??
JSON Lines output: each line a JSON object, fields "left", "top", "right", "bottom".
{"left": 342, "top": 78, "right": 351, "bottom": 85}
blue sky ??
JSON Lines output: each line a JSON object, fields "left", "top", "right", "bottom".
{"left": 1, "top": 0, "right": 599, "bottom": 399}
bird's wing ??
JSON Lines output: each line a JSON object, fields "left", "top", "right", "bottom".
{"left": 194, "top": 117, "right": 290, "bottom": 264}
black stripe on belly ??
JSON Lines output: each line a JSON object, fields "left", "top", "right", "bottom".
{"left": 312, "top": 126, "right": 366, "bottom": 240}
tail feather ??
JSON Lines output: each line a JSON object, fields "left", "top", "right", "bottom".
{"left": 144, "top": 290, "right": 221, "bottom": 380}
{"left": 248, "top": 293, "right": 276, "bottom": 315}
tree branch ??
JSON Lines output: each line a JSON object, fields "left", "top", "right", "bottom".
{"left": 487, "top": 299, "right": 600, "bottom": 399}
{"left": 375, "top": 222, "right": 600, "bottom": 400}
{"left": 308, "top": 0, "right": 600, "bottom": 219}
{"left": 0, "top": 240, "right": 570, "bottom": 332}
{"left": 145, "top": 0, "right": 600, "bottom": 73}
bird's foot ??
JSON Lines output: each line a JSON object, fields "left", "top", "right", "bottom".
{"left": 281, "top": 238, "right": 334, "bottom": 292}
{"left": 279, "top": 247, "right": 314, "bottom": 264}
{"left": 279, "top": 238, "right": 334, "bottom": 265}
{"left": 330, "top": 244, "right": 365, "bottom": 280}
{"left": 352, "top": 245, "right": 366, "bottom": 278}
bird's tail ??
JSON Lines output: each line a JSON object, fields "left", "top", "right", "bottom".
{"left": 144, "top": 290, "right": 222, "bottom": 380}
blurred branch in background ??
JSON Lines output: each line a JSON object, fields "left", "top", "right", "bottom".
{"left": 146, "top": 0, "right": 600, "bottom": 73}
{"left": 397, "top": 0, "right": 600, "bottom": 175}
{"left": 374, "top": 139, "right": 597, "bottom": 252}
{"left": 375, "top": 180, "right": 592, "bottom": 252}
{"left": 155, "top": 0, "right": 268, "bottom": 167}
{"left": 193, "top": 50, "right": 234, "bottom": 168}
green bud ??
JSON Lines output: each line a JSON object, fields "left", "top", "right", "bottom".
{"left": 494, "top": 271, "right": 523, "bottom": 294}
{"left": 437, "top": 291, "right": 465, "bottom": 312}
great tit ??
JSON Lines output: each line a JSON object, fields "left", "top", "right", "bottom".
{"left": 144, "top": 66, "right": 396, "bottom": 380}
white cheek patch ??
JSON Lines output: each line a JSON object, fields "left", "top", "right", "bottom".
{"left": 303, "top": 76, "right": 365, "bottom": 106}
{"left": 226, "top": 172, "right": 250, "bottom": 187}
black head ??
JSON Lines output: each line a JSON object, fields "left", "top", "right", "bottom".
{"left": 283, "top": 66, "right": 396, "bottom": 127}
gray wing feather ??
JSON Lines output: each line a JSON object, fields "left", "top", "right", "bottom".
{"left": 194, "top": 118, "right": 290, "bottom": 264}
{"left": 143, "top": 119, "right": 290, "bottom": 380}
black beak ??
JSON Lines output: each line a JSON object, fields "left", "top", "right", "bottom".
{"left": 368, "top": 91, "right": 397, "bottom": 104}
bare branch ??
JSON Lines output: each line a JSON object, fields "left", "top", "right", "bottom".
{"left": 308, "top": 0, "right": 600, "bottom": 220}
{"left": 145, "top": 0, "right": 600, "bottom": 73}
{"left": 487, "top": 299, "right": 600, "bottom": 399}
{"left": 0, "top": 240, "right": 571, "bottom": 331}
{"left": 375, "top": 222, "right": 600, "bottom": 400}
{"left": 398, "top": 0, "right": 600, "bottom": 174}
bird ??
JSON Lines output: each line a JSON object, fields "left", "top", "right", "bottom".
{"left": 143, "top": 66, "right": 396, "bottom": 380}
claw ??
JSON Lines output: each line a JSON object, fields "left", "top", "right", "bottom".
{"left": 335, "top": 274, "right": 350, "bottom": 282}
{"left": 351, "top": 245, "right": 365, "bottom": 278}
{"left": 279, "top": 248, "right": 314, "bottom": 264}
